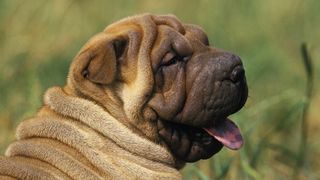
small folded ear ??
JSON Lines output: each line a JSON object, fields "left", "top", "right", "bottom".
{"left": 82, "top": 38, "right": 127, "bottom": 85}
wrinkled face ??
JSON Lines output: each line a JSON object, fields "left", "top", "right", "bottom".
{"left": 70, "top": 14, "right": 248, "bottom": 164}
{"left": 147, "top": 25, "right": 248, "bottom": 162}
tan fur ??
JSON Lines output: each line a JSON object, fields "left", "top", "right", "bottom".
{"left": 1, "top": 87, "right": 181, "bottom": 179}
{"left": 0, "top": 14, "right": 188, "bottom": 179}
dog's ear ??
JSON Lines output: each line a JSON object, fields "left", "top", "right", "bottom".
{"left": 81, "top": 37, "right": 127, "bottom": 85}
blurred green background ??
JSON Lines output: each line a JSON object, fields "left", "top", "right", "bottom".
{"left": 0, "top": 0, "right": 319, "bottom": 179}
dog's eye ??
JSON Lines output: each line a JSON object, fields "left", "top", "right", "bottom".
{"left": 162, "top": 52, "right": 181, "bottom": 66}
{"left": 163, "top": 57, "right": 178, "bottom": 66}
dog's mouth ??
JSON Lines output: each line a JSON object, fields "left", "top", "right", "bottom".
{"left": 158, "top": 116, "right": 243, "bottom": 162}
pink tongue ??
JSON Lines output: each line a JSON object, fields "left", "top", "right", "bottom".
{"left": 203, "top": 118, "right": 243, "bottom": 150}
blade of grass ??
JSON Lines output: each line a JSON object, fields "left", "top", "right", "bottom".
{"left": 194, "top": 170, "right": 210, "bottom": 180}
{"left": 293, "top": 42, "right": 314, "bottom": 178}
{"left": 240, "top": 150, "right": 263, "bottom": 180}
{"left": 214, "top": 157, "right": 234, "bottom": 180}
{"left": 186, "top": 164, "right": 211, "bottom": 180}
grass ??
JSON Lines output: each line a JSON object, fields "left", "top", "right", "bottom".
{"left": 294, "top": 43, "right": 314, "bottom": 179}
{"left": 0, "top": 0, "right": 319, "bottom": 179}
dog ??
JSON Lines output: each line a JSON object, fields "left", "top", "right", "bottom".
{"left": 0, "top": 14, "right": 248, "bottom": 179}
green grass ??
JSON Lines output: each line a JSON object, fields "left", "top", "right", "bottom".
{"left": 0, "top": 0, "right": 319, "bottom": 179}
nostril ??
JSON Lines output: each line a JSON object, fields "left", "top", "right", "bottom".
{"left": 230, "top": 66, "right": 245, "bottom": 82}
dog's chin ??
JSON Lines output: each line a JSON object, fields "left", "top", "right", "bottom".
{"left": 157, "top": 119, "right": 223, "bottom": 162}
{"left": 157, "top": 115, "right": 245, "bottom": 163}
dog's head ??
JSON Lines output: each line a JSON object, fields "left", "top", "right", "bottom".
{"left": 67, "top": 14, "right": 248, "bottom": 165}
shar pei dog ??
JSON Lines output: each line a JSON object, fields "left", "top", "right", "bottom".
{"left": 0, "top": 14, "right": 248, "bottom": 179}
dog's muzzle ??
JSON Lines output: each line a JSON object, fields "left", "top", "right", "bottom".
{"left": 172, "top": 50, "right": 248, "bottom": 150}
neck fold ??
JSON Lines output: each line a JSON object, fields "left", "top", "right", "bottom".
{"left": 44, "top": 87, "right": 175, "bottom": 166}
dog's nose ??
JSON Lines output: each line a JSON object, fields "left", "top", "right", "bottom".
{"left": 230, "top": 65, "right": 245, "bottom": 82}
